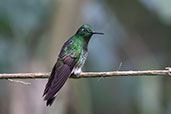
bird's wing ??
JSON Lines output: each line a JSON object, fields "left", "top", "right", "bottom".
{"left": 43, "top": 40, "right": 79, "bottom": 106}
{"left": 42, "top": 61, "right": 58, "bottom": 97}
{"left": 43, "top": 40, "right": 74, "bottom": 97}
{"left": 44, "top": 55, "right": 77, "bottom": 106}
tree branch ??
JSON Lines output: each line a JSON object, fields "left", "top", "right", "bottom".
{"left": 0, "top": 67, "right": 170, "bottom": 79}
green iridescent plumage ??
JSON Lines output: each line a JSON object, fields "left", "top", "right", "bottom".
{"left": 43, "top": 24, "right": 104, "bottom": 106}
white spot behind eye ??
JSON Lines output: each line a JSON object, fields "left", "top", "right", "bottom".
{"left": 82, "top": 28, "right": 85, "bottom": 32}
{"left": 82, "top": 28, "right": 89, "bottom": 33}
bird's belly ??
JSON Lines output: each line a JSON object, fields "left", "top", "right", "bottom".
{"left": 73, "top": 51, "right": 88, "bottom": 75}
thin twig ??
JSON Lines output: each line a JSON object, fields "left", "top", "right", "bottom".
{"left": 0, "top": 67, "right": 170, "bottom": 79}
{"left": 117, "top": 62, "right": 122, "bottom": 71}
{"left": 8, "top": 79, "right": 31, "bottom": 85}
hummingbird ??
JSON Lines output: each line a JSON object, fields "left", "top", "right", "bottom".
{"left": 43, "top": 24, "right": 104, "bottom": 106}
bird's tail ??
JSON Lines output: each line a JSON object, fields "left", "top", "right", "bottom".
{"left": 46, "top": 96, "right": 56, "bottom": 106}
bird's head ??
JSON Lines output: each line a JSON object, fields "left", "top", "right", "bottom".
{"left": 76, "top": 24, "right": 104, "bottom": 38}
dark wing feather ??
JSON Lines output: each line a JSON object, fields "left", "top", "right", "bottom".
{"left": 43, "top": 63, "right": 57, "bottom": 96}
{"left": 43, "top": 55, "right": 77, "bottom": 106}
{"left": 44, "top": 64, "right": 71, "bottom": 100}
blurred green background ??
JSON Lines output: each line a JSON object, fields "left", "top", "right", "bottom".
{"left": 0, "top": 0, "right": 171, "bottom": 114}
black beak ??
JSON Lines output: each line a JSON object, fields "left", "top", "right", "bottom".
{"left": 93, "top": 32, "right": 104, "bottom": 35}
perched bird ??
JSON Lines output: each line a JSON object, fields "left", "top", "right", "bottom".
{"left": 43, "top": 24, "right": 104, "bottom": 106}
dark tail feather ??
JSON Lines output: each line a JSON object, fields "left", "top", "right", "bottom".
{"left": 46, "top": 97, "right": 56, "bottom": 106}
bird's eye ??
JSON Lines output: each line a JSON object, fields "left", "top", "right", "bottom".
{"left": 81, "top": 28, "right": 88, "bottom": 32}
